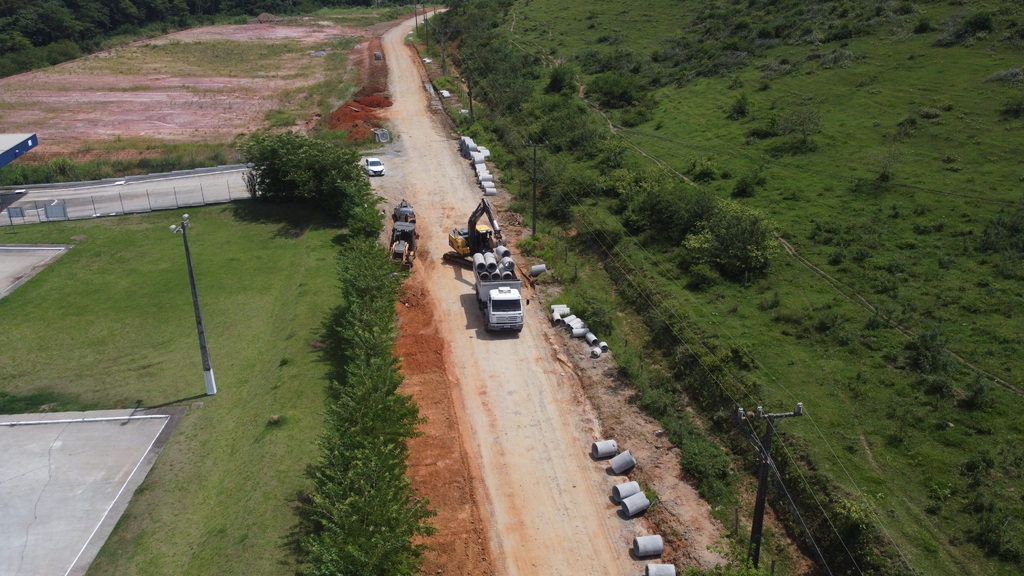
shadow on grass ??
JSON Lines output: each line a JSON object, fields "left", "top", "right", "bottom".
{"left": 143, "top": 393, "right": 208, "bottom": 410}
{"left": 229, "top": 200, "right": 345, "bottom": 240}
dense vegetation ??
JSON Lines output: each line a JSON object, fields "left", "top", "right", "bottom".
{"left": 0, "top": 0, "right": 409, "bottom": 78}
{"left": 427, "top": 0, "right": 1024, "bottom": 575}
{"left": 299, "top": 238, "right": 434, "bottom": 576}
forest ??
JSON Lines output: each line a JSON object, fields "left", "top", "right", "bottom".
{"left": 0, "top": 0, "right": 397, "bottom": 77}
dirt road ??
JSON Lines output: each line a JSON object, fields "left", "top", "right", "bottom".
{"left": 374, "top": 17, "right": 675, "bottom": 576}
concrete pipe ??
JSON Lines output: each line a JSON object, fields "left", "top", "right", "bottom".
{"left": 561, "top": 314, "right": 578, "bottom": 325}
{"left": 478, "top": 146, "right": 491, "bottom": 158}
{"left": 599, "top": 341, "right": 609, "bottom": 352}
{"left": 478, "top": 173, "right": 494, "bottom": 183}
{"left": 585, "top": 332, "right": 598, "bottom": 345}
{"left": 610, "top": 449, "right": 637, "bottom": 474}
{"left": 551, "top": 304, "right": 569, "bottom": 314}
{"left": 473, "top": 253, "right": 487, "bottom": 272}
{"left": 462, "top": 137, "right": 478, "bottom": 152}
{"left": 495, "top": 244, "right": 511, "bottom": 258}
{"left": 483, "top": 251, "right": 498, "bottom": 272}
{"left": 531, "top": 264, "right": 547, "bottom": 277}
{"left": 470, "top": 151, "right": 486, "bottom": 165}
{"left": 571, "top": 327, "right": 588, "bottom": 338}
{"left": 483, "top": 188, "right": 497, "bottom": 197}
{"left": 591, "top": 347, "right": 603, "bottom": 358}
{"left": 501, "top": 270, "right": 513, "bottom": 280}
{"left": 645, "top": 565, "right": 676, "bottom": 576}
{"left": 590, "top": 439, "right": 618, "bottom": 459}
{"left": 633, "top": 535, "right": 664, "bottom": 557}
{"left": 620, "top": 491, "right": 650, "bottom": 517}
{"left": 551, "top": 311, "right": 563, "bottom": 325}
{"left": 500, "top": 258, "right": 515, "bottom": 273}
{"left": 481, "top": 181, "right": 496, "bottom": 190}
{"left": 612, "top": 481, "right": 641, "bottom": 503}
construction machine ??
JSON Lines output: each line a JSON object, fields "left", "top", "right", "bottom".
{"left": 443, "top": 197, "right": 504, "bottom": 269}
{"left": 389, "top": 221, "right": 416, "bottom": 269}
{"left": 392, "top": 199, "right": 416, "bottom": 224}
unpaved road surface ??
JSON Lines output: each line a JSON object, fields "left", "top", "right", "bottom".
{"left": 374, "top": 16, "right": 726, "bottom": 575}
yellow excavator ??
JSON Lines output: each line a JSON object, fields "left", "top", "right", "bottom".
{"left": 443, "top": 198, "right": 504, "bottom": 269}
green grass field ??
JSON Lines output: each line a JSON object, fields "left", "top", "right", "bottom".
{"left": 0, "top": 203, "right": 342, "bottom": 575}
{"left": 486, "top": 1, "right": 1024, "bottom": 574}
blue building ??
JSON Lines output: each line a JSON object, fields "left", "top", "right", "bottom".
{"left": 0, "top": 133, "right": 38, "bottom": 169}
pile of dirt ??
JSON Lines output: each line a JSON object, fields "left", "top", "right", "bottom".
{"left": 325, "top": 97, "right": 393, "bottom": 141}
{"left": 250, "top": 13, "right": 282, "bottom": 24}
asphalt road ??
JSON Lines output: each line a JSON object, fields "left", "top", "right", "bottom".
{"left": 0, "top": 165, "right": 249, "bottom": 226}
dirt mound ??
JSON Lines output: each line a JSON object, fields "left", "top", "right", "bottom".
{"left": 356, "top": 95, "right": 393, "bottom": 108}
{"left": 250, "top": 13, "right": 281, "bottom": 24}
{"left": 325, "top": 100, "right": 383, "bottom": 141}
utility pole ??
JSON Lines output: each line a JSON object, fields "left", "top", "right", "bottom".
{"left": 738, "top": 403, "right": 803, "bottom": 568}
{"left": 466, "top": 70, "right": 474, "bottom": 124}
{"left": 526, "top": 142, "right": 545, "bottom": 236}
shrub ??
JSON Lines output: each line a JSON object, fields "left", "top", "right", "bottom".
{"left": 728, "top": 93, "right": 750, "bottom": 120}
{"left": 1000, "top": 95, "right": 1024, "bottom": 119}
{"left": 588, "top": 72, "right": 636, "bottom": 108}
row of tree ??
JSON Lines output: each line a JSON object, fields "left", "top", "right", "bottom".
{"left": 240, "top": 132, "right": 435, "bottom": 574}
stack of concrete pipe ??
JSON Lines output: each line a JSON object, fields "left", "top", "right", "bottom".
{"left": 645, "top": 565, "right": 676, "bottom": 576}
{"left": 473, "top": 251, "right": 515, "bottom": 281}
{"left": 551, "top": 304, "right": 570, "bottom": 326}
{"left": 548, "top": 304, "right": 610, "bottom": 357}
{"left": 460, "top": 136, "right": 498, "bottom": 196}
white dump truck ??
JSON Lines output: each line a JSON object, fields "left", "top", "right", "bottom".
{"left": 474, "top": 260, "right": 524, "bottom": 332}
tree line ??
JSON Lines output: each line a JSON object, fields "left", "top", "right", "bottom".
{"left": 0, "top": 0, "right": 402, "bottom": 78}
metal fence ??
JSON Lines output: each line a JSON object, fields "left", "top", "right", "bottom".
{"left": 0, "top": 166, "right": 249, "bottom": 227}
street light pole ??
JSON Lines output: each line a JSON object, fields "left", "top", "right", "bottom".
{"left": 171, "top": 214, "right": 217, "bottom": 395}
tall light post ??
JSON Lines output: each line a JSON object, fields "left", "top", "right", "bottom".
{"left": 170, "top": 214, "right": 216, "bottom": 395}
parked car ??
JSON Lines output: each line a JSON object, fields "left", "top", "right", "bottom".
{"left": 364, "top": 157, "right": 385, "bottom": 177}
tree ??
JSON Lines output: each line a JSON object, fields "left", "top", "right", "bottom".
{"left": 242, "top": 133, "right": 381, "bottom": 235}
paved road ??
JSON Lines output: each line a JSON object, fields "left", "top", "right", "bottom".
{"left": 0, "top": 165, "right": 248, "bottom": 226}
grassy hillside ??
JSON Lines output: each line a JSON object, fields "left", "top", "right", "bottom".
{"left": 434, "top": 0, "right": 1024, "bottom": 574}
{"left": 0, "top": 204, "right": 343, "bottom": 575}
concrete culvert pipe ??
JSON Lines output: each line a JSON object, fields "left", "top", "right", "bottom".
{"left": 495, "top": 245, "right": 511, "bottom": 259}
{"left": 561, "top": 314, "right": 577, "bottom": 325}
{"left": 612, "top": 481, "right": 641, "bottom": 503}
{"left": 470, "top": 151, "right": 486, "bottom": 165}
{"left": 610, "top": 449, "right": 637, "bottom": 474}
{"left": 479, "top": 173, "right": 494, "bottom": 183}
{"left": 591, "top": 439, "right": 618, "bottom": 459}
{"left": 483, "top": 188, "right": 497, "bottom": 197}
{"left": 645, "top": 564, "right": 676, "bottom": 576}
{"left": 585, "top": 332, "right": 598, "bottom": 345}
{"left": 599, "top": 341, "right": 609, "bottom": 352}
{"left": 571, "top": 327, "right": 588, "bottom": 338}
{"left": 473, "top": 253, "right": 487, "bottom": 272}
{"left": 633, "top": 535, "right": 664, "bottom": 557}
{"left": 501, "top": 270, "right": 513, "bottom": 280}
{"left": 500, "top": 256, "right": 515, "bottom": 270}
{"left": 483, "top": 251, "right": 498, "bottom": 272}
{"left": 591, "top": 347, "right": 603, "bottom": 358}
{"left": 551, "top": 304, "right": 569, "bottom": 314}
{"left": 620, "top": 491, "right": 650, "bottom": 517}
{"left": 552, "top": 311, "right": 563, "bottom": 325}
{"left": 531, "top": 264, "right": 547, "bottom": 277}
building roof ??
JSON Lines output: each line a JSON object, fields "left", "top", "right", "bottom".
{"left": 0, "top": 133, "right": 38, "bottom": 169}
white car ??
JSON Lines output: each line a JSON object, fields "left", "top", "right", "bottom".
{"left": 364, "top": 157, "right": 385, "bottom": 177}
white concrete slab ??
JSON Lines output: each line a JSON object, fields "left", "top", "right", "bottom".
{"left": 0, "top": 409, "right": 178, "bottom": 576}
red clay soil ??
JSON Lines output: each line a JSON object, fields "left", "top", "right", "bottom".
{"left": 395, "top": 276, "right": 494, "bottom": 575}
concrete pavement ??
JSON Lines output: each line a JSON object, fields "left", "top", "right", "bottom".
{"left": 0, "top": 409, "right": 182, "bottom": 576}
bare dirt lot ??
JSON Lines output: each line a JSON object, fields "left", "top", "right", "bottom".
{"left": 2, "top": 13, "right": 731, "bottom": 574}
